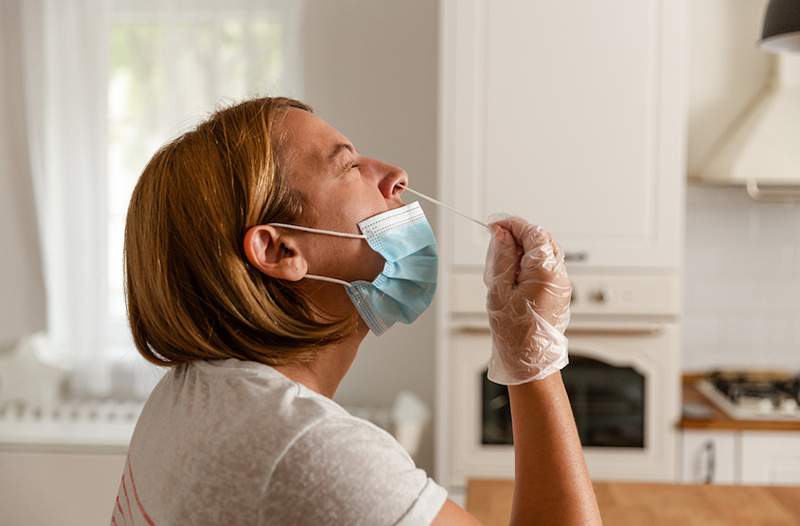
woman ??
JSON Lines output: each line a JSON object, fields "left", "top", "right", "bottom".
{"left": 112, "top": 96, "right": 601, "bottom": 525}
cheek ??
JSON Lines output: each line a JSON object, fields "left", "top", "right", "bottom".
{"left": 310, "top": 187, "right": 371, "bottom": 232}
{"left": 310, "top": 234, "right": 385, "bottom": 282}
{"left": 304, "top": 186, "right": 387, "bottom": 280}
{"left": 339, "top": 182, "right": 386, "bottom": 225}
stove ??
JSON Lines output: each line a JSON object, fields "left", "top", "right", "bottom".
{"left": 696, "top": 370, "right": 800, "bottom": 421}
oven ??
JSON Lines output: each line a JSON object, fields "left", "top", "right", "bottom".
{"left": 443, "top": 272, "right": 681, "bottom": 487}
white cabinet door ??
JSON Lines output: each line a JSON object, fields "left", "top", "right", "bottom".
{"left": 740, "top": 432, "right": 800, "bottom": 485}
{"left": 440, "top": 0, "right": 688, "bottom": 269}
{"left": 680, "top": 430, "right": 738, "bottom": 484}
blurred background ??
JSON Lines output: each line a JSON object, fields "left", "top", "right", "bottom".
{"left": 1, "top": 1, "right": 442, "bottom": 521}
{"left": 2, "top": 0, "right": 800, "bottom": 524}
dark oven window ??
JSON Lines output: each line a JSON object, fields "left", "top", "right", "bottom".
{"left": 481, "top": 355, "right": 645, "bottom": 448}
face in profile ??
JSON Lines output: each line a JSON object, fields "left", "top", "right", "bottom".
{"left": 272, "top": 108, "right": 411, "bottom": 285}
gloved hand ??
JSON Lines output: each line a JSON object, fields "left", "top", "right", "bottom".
{"left": 483, "top": 216, "right": 572, "bottom": 385}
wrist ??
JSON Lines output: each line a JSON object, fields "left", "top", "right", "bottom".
{"left": 488, "top": 348, "right": 569, "bottom": 386}
{"left": 508, "top": 369, "right": 564, "bottom": 395}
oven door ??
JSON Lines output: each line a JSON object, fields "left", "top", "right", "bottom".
{"left": 448, "top": 319, "right": 680, "bottom": 487}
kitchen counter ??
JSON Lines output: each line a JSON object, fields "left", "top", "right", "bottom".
{"left": 679, "top": 373, "right": 800, "bottom": 431}
{"left": 466, "top": 479, "right": 800, "bottom": 526}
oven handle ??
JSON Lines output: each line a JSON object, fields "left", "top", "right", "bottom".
{"left": 450, "top": 321, "right": 664, "bottom": 336}
{"left": 566, "top": 325, "right": 664, "bottom": 337}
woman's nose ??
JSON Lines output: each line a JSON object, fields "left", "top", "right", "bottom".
{"left": 379, "top": 167, "right": 409, "bottom": 201}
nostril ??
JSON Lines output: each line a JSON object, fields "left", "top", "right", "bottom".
{"left": 395, "top": 176, "right": 409, "bottom": 194}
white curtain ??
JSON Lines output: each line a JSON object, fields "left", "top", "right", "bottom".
{"left": 0, "top": 1, "right": 47, "bottom": 349}
{"left": 19, "top": 0, "right": 112, "bottom": 397}
{"left": 13, "top": 0, "right": 305, "bottom": 399}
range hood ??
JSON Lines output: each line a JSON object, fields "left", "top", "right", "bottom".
{"left": 694, "top": 0, "right": 800, "bottom": 202}
{"left": 696, "top": 55, "right": 800, "bottom": 201}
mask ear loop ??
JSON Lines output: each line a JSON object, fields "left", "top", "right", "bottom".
{"left": 265, "top": 222, "right": 366, "bottom": 287}
{"left": 398, "top": 184, "right": 490, "bottom": 230}
{"left": 267, "top": 222, "right": 365, "bottom": 239}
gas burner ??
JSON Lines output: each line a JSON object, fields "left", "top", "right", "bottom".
{"left": 696, "top": 370, "right": 800, "bottom": 421}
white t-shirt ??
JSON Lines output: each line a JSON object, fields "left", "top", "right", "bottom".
{"left": 110, "top": 357, "right": 447, "bottom": 525}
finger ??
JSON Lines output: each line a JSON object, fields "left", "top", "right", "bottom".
{"left": 483, "top": 224, "right": 520, "bottom": 290}
{"left": 519, "top": 240, "right": 560, "bottom": 274}
{"left": 489, "top": 216, "right": 549, "bottom": 254}
{"left": 550, "top": 239, "right": 567, "bottom": 276}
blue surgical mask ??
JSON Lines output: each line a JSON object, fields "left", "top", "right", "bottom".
{"left": 268, "top": 201, "right": 437, "bottom": 335}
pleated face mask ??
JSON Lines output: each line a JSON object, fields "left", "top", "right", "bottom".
{"left": 268, "top": 201, "right": 438, "bottom": 336}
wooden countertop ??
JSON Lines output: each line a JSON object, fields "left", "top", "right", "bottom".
{"left": 467, "top": 479, "right": 800, "bottom": 526}
{"left": 679, "top": 373, "right": 800, "bottom": 432}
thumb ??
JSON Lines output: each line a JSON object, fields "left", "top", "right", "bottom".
{"left": 483, "top": 225, "right": 520, "bottom": 291}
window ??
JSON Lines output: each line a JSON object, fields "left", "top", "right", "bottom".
{"left": 26, "top": 0, "right": 304, "bottom": 399}
{"left": 106, "top": 2, "right": 303, "bottom": 367}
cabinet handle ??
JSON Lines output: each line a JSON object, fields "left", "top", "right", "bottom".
{"left": 565, "top": 251, "right": 589, "bottom": 263}
{"left": 746, "top": 180, "right": 800, "bottom": 202}
{"left": 703, "top": 440, "right": 716, "bottom": 484}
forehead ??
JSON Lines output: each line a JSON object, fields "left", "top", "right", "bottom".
{"left": 275, "top": 107, "right": 348, "bottom": 170}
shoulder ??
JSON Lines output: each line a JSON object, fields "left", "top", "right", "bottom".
{"left": 273, "top": 414, "right": 424, "bottom": 490}
{"left": 264, "top": 415, "right": 447, "bottom": 525}
{"left": 284, "top": 414, "right": 413, "bottom": 466}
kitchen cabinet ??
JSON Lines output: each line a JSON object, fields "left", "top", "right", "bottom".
{"left": 440, "top": 0, "right": 688, "bottom": 269}
{"left": 680, "top": 430, "right": 800, "bottom": 485}
{"left": 740, "top": 432, "right": 800, "bottom": 485}
{"left": 680, "top": 430, "right": 737, "bottom": 484}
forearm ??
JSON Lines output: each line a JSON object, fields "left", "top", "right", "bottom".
{"left": 507, "top": 371, "right": 601, "bottom": 526}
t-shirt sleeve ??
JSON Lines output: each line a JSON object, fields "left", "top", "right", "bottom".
{"left": 261, "top": 416, "right": 448, "bottom": 526}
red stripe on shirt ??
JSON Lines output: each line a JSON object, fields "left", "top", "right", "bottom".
{"left": 128, "top": 458, "right": 156, "bottom": 525}
{"left": 116, "top": 495, "right": 125, "bottom": 517}
{"left": 122, "top": 475, "right": 134, "bottom": 522}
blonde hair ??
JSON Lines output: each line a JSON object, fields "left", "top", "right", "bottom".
{"left": 124, "top": 96, "right": 357, "bottom": 368}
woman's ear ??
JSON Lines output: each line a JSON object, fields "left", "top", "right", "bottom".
{"left": 243, "top": 225, "right": 308, "bottom": 281}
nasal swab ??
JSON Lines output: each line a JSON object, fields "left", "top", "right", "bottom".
{"left": 401, "top": 185, "right": 490, "bottom": 230}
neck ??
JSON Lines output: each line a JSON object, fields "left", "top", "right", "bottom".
{"left": 272, "top": 321, "right": 368, "bottom": 398}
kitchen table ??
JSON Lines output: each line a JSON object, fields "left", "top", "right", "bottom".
{"left": 466, "top": 479, "right": 800, "bottom": 526}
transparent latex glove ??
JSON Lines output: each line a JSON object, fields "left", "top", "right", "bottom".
{"left": 483, "top": 215, "right": 572, "bottom": 385}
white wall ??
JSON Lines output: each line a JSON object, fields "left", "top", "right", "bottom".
{"left": 302, "top": 0, "right": 440, "bottom": 472}
{"left": 683, "top": 0, "right": 800, "bottom": 371}
{"left": 683, "top": 186, "right": 800, "bottom": 371}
